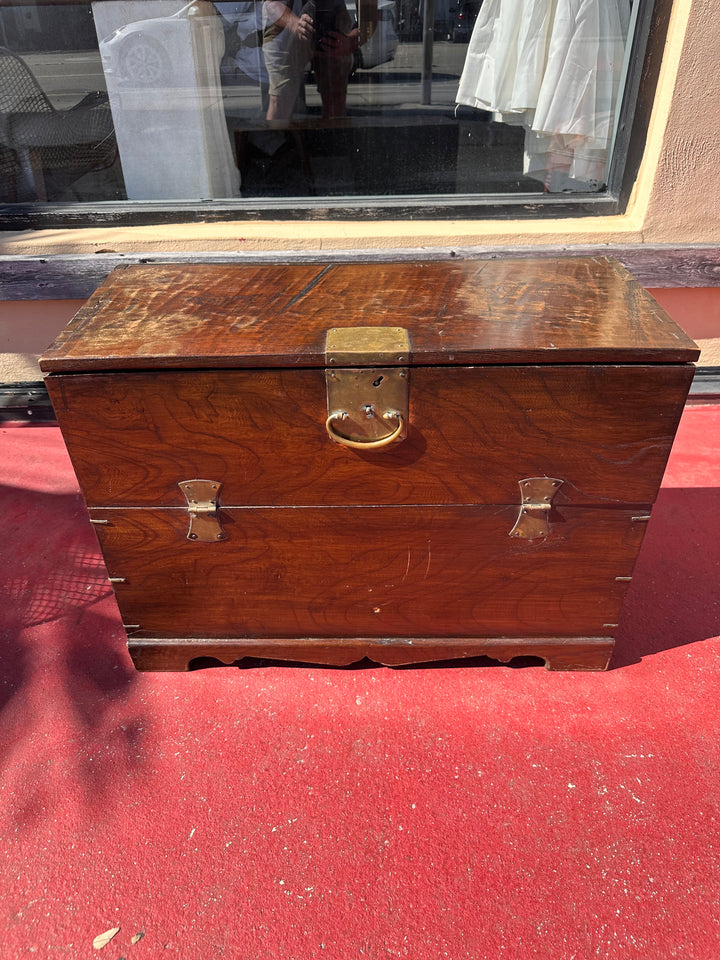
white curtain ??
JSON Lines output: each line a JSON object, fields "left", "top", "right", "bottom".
{"left": 456, "top": 0, "right": 631, "bottom": 191}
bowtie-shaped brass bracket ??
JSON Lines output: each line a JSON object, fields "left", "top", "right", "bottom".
{"left": 509, "top": 477, "right": 563, "bottom": 540}
{"left": 179, "top": 479, "right": 227, "bottom": 542}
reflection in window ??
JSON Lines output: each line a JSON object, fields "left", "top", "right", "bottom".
{"left": 0, "top": 0, "right": 639, "bottom": 205}
{"left": 456, "top": 0, "right": 632, "bottom": 193}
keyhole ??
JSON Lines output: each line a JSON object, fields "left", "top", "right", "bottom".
{"left": 373, "top": 376, "right": 384, "bottom": 387}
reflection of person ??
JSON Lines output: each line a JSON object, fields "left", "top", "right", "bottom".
{"left": 263, "top": 0, "right": 377, "bottom": 120}
{"left": 308, "top": 0, "right": 356, "bottom": 119}
{"left": 263, "top": 0, "right": 314, "bottom": 121}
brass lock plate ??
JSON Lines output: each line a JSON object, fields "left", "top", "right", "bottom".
{"left": 325, "top": 327, "right": 410, "bottom": 448}
{"left": 326, "top": 367, "right": 409, "bottom": 445}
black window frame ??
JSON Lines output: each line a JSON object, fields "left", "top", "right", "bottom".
{"left": 0, "top": 0, "right": 671, "bottom": 230}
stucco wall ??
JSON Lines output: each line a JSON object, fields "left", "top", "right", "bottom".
{"left": 0, "top": 0, "right": 715, "bottom": 256}
{"left": 641, "top": 0, "right": 719, "bottom": 241}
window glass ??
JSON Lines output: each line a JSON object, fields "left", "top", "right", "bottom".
{"left": 0, "top": 0, "right": 639, "bottom": 207}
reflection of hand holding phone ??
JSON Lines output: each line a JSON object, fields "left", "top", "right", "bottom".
{"left": 300, "top": 0, "right": 319, "bottom": 35}
{"left": 303, "top": 0, "right": 334, "bottom": 42}
{"left": 290, "top": 1, "right": 314, "bottom": 41}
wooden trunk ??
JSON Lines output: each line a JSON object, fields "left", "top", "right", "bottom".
{"left": 40, "top": 258, "right": 698, "bottom": 671}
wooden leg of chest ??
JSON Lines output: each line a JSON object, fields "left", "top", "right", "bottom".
{"left": 126, "top": 636, "right": 615, "bottom": 672}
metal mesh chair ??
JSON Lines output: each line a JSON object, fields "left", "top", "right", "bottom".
{"left": 0, "top": 46, "right": 117, "bottom": 201}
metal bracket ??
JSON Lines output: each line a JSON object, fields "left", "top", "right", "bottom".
{"left": 509, "top": 477, "right": 563, "bottom": 540}
{"left": 179, "top": 480, "right": 227, "bottom": 543}
{"left": 325, "top": 327, "right": 410, "bottom": 448}
{"left": 326, "top": 326, "right": 410, "bottom": 366}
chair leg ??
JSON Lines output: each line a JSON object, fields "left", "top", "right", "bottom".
{"left": 16, "top": 147, "right": 46, "bottom": 201}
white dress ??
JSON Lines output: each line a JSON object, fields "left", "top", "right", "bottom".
{"left": 456, "top": 0, "right": 631, "bottom": 190}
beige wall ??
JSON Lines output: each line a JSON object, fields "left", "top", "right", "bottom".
{"left": 0, "top": 300, "right": 82, "bottom": 379}
{"left": 641, "top": 0, "right": 719, "bottom": 241}
{"left": 0, "top": 0, "right": 715, "bottom": 256}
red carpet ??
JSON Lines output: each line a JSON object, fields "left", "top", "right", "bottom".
{"left": 1, "top": 408, "right": 719, "bottom": 959}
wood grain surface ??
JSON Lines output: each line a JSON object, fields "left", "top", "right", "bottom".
{"left": 47, "top": 364, "right": 692, "bottom": 507}
{"left": 126, "top": 636, "right": 616, "bottom": 672}
{"left": 92, "top": 504, "right": 646, "bottom": 640}
{"left": 6, "top": 245, "right": 720, "bottom": 302}
{"left": 39, "top": 259, "right": 699, "bottom": 371}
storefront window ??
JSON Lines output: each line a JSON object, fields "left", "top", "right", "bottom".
{"left": 0, "top": 0, "right": 650, "bottom": 216}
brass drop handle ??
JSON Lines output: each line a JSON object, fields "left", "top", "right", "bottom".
{"left": 324, "top": 327, "right": 410, "bottom": 450}
{"left": 325, "top": 411, "right": 404, "bottom": 449}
